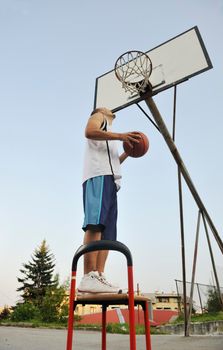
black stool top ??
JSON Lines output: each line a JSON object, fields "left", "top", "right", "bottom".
{"left": 76, "top": 293, "right": 151, "bottom": 307}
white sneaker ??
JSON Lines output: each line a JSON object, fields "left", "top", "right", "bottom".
{"left": 98, "top": 272, "right": 119, "bottom": 288}
{"left": 77, "top": 271, "right": 121, "bottom": 294}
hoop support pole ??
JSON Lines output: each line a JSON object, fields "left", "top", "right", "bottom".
{"left": 144, "top": 97, "right": 223, "bottom": 254}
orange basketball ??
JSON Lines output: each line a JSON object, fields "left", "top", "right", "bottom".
{"left": 123, "top": 132, "right": 149, "bottom": 158}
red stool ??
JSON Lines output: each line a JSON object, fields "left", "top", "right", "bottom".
{"left": 66, "top": 240, "right": 152, "bottom": 350}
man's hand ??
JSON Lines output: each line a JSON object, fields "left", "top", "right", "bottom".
{"left": 119, "top": 132, "right": 141, "bottom": 147}
{"left": 119, "top": 151, "right": 129, "bottom": 164}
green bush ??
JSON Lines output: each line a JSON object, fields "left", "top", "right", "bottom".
{"left": 106, "top": 323, "right": 129, "bottom": 334}
{"left": 105, "top": 323, "right": 147, "bottom": 334}
{"left": 11, "top": 302, "right": 40, "bottom": 322}
{"left": 39, "top": 286, "right": 67, "bottom": 323}
{"left": 206, "top": 288, "right": 222, "bottom": 313}
{"left": 0, "top": 306, "right": 11, "bottom": 321}
{"left": 58, "top": 303, "right": 69, "bottom": 324}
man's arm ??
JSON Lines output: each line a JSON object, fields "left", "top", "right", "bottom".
{"left": 85, "top": 112, "right": 140, "bottom": 147}
{"left": 119, "top": 152, "right": 129, "bottom": 164}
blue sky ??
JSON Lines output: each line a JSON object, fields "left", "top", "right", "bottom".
{"left": 0, "top": 0, "right": 223, "bottom": 307}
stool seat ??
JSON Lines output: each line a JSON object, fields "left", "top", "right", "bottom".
{"left": 76, "top": 293, "right": 151, "bottom": 306}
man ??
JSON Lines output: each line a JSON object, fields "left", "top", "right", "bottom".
{"left": 78, "top": 107, "right": 140, "bottom": 293}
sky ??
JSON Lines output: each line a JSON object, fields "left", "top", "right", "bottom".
{"left": 0, "top": 0, "right": 223, "bottom": 307}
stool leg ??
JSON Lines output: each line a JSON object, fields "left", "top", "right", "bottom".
{"left": 128, "top": 266, "right": 136, "bottom": 350}
{"left": 102, "top": 304, "right": 107, "bottom": 350}
{"left": 66, "top": 271, "right": 76, "bottom": 350}
{"left": 143, "top": 302, "right": 152, "bottom": 350}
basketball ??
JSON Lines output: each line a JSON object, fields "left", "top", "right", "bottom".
{"left": 123, "top": 132, "right": 149, "bottom": 158}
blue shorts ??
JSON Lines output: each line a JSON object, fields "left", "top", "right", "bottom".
{"left": 82, "top": 175, "right": 117, "bottom": 241}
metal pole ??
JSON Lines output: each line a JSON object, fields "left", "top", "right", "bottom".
{"left": 196, "top": 283, "right": 204, "bottom": 314}
{"left": 171, "top": 85, "right": 188, "bottom": 335}
{"left": 137, "top": 283, "right": 140, "bottom": 324}
{"left": 144, "top": 96, "right": 223, "bottom": 255}
{"left": 172, "top": 85, "right": 177, "bottom": 141}
{"left": 177, "top": 167, "right": 188, "bottom": 335}
{"left": 186, "top": 210, "right": 201, "bottom": 336}
{"left": 201, "top": 212, "right": 223, "bottom": 308}
{"left": 175, "top": 279, "right": 182, "bottom": 314}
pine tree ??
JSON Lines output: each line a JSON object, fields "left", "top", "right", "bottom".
{"left": 17, "top": 240, "right": 57, "bottom": 305}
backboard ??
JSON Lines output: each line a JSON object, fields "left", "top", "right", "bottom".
{"left": 94, "top": 26, "right": 212, "bottom": 112}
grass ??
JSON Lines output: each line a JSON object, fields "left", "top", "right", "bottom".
{"left": 1, "top": 312, "right": 223, "bottom": 334}
{"left": 0, "top": 320, "right": 161, "bottom": 334}
{"left": 104, "top": 323, "right": 161, "bottom": 335}
{"left": 0, "top": 320, "right": 68, "bottom": 329}
{"left": 172, "top": 311, "right": 223, "bottom": 324}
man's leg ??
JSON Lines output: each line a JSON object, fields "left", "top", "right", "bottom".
{"left": 79, "top": 176, "right": 120, "bottom": 293}
{"left": 83, "top": 230, "right": 109, "bottom": 274}
{"left": 96, "top": 176, "right": 117, "bottom": 275}
{"left": 96, "top": 250, "right": 109, "bottom": 274}
{"left": 83, "top": 230, "right": 101, "bottom": 274}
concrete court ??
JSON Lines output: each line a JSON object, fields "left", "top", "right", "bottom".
{"left": 0, "top": 327, "right": 223, "bottom": 350}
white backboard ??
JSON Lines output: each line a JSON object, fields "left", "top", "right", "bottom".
{"left": 94, "top": 26, "right": 212, "bottom": 112}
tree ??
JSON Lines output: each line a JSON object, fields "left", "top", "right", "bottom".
{"left": 0, "top": 306, "right": 11, "bottom": 321}
{"left": 39, "top": 283, "right": 68, "bottom": 323}
{"left": 206, "top": 287, "right": 223, "bottom": 312}
{"left": 17, "top": 240, "right": 57, "bottom": 305}
{"left": 11, "top": 302, "right": 40, "bottom": 322}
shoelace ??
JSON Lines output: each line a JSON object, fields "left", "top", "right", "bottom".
{"left": 97, "top": 275, "right": 113, "bottom": 287}
{"left": 90, "top": 273, "right": 115, "bottom": 288}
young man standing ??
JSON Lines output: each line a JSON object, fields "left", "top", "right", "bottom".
{"left": 78, "top": 107, "right": 140, "bottom": 293}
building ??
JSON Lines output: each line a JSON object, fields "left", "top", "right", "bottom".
{"left": 142, "top": 291, "right": 182, "bottom": 311}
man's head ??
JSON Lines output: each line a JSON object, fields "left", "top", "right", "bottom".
{"left": 91, "top": 107, "right": 116, "bottom": 121}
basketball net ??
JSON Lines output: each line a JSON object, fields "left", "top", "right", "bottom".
{"left": 114, "top": 51, "right": 152, "bottom": 95}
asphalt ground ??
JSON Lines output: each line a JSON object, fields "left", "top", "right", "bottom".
{"left": 0, "top": 327, "right": 223, "bottom": 350}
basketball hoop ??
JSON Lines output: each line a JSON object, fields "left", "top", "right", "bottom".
{"left": 114, "top": 50, "right": 152, "bottom": 95}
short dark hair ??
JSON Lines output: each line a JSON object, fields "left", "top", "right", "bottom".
{"left": 90, "top": 107, "right": 105, "bottom": 116}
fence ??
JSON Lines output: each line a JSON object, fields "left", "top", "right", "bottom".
{"left": 175, "top": 279, "right": 223, "bottom": 313}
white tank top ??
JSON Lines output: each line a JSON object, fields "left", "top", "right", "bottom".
{"left": 83, "top": 119, "right": 121, "bottom": 190}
